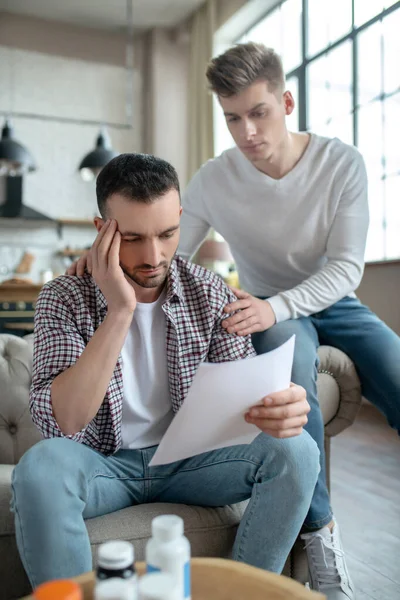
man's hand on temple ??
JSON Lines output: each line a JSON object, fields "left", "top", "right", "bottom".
{"left": 89, "top": 219, "right": 137, "bottom": 315}
{"left": 223, "top": 287, "right": 276, "bottom": 335}
{"left": 245, "top": 383, "right": 310, "bottom": 438}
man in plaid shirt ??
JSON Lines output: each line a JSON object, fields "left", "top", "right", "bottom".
{"left": 11, "top": 153, "right": 319, "bottom": 588}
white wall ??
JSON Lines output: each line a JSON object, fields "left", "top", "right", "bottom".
{"left": 0, "top": 12, "right": 128, "bottom": 66}
{"left": 148, "top": 28, "right": 190, "bottom": 188}
{"left": 0, "top": 46, "right": 139, "bottom": 220}
{"left": 0, "top": 14, "right": 142, "bottom": 284}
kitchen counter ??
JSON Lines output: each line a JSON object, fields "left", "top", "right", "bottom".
{"left": 0, "top": 284, "right": 42, "bottom": 337}
{"left": 0, "top": 284, "right": 42, "bottom": 303}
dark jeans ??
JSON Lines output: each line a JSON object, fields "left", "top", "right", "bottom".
{"left": 252, "top": 296, "right": 400, "bottom": 529}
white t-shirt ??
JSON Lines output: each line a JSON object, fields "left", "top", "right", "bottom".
{"left": 179, "top": 134, "right": 369, "bottom": 322}
{"left": 121, "top": 290, "right": 173, "bottom": 449}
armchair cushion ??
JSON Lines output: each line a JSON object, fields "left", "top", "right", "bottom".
{"left": 0, "top": 335, "right": 41, "bottom": 465}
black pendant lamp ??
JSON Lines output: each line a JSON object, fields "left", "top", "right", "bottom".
{"left": 0, "top": 119, "right": 36, "bottom": 177}
{"left": 78, "top": 127, "right": 119, "bottom": 182}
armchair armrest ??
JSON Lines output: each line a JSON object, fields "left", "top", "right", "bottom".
{"left": 318, "top": 345, "right": 362, "bottom": 437}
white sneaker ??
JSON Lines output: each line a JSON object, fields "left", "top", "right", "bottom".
{"left": 301, "top": 518, "right": 355, "bottom": 599}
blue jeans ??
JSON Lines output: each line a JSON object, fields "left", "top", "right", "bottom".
{"left": 252, "top": 296, "right": 400, "bottom": 530}
{"left": 11, "top": 432, "right": 319, "bottom": 587}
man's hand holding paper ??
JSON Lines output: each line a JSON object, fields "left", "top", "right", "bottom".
{"left": 245, "top": 383, "right": 309, "bottom": 439}
{"left": 150, "top": 336, "right": 304, "bottom": 466}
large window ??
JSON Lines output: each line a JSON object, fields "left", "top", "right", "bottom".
{"left": 215, "top": 0, "right": 400, "bottom": 262}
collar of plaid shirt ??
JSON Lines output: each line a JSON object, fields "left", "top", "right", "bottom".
{"left": 30, "top": 256, "right": 255, "bottom": 455}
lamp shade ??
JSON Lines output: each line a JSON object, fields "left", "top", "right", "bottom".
{"left": 78, "top": 128, "right": 119, "bottom": 181}
{"left": 196, "top": 239, "right": 233, "bottom": 263}
{"left": 0, "top": 120, "right": 36, "bottom": 176}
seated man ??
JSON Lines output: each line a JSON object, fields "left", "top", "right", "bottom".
{"left": 11, "top": 153, "right": 319, "bottom": 588}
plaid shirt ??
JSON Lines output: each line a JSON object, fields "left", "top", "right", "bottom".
{"left": 31, "top": 256, "right": 256, "bottom": 455}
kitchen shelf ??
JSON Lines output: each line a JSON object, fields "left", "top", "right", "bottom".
{"left": 0, "top": 284, "right": 42, "bottom": 303}
{"left": 0, "top": 217, "right": 95, "bottom": 238}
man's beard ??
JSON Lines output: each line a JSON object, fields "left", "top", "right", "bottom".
{"left": 121, "top": 258, "right": 174, "bottom": 289}
{"left": 121, "top": 249, "right": 178, "bottom": 289}
{"left": 121, "top": 264, "right": 168, "bottom": 288}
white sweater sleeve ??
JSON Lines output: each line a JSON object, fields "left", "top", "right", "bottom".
{"left": 268, "top": 151, "right": 369, "bottom": 322}
{"left": 178, "top": 169, "right": 211, "bottom": 260}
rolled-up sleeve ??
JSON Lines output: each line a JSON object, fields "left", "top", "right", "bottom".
{"left": 30, "top": 284, "right": 88, "bottom": 442}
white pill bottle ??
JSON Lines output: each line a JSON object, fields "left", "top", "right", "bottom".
{"left": 138, "top": 573, "right": 179, "bottom": 600}
{"left": 145, "top": 515, "right": 191, "bottom": 600}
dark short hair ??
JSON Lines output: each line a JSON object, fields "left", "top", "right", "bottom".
{"left": 96, "top": 153, "right": 180, "bottom": 218}
{"left": 206, "top": 42, "right": 285, "bottom": 97}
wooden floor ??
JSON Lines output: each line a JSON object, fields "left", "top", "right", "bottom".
{"left": 330, "top": 402, "right": 400, "bottom": 600}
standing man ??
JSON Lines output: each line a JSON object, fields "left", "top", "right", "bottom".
{"left": 13, "top": 153, "right": 318, "bottom": 589}
{"left": 178, "top": 42, "right": 400, "bottom": 599}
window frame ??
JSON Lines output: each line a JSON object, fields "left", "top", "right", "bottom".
{"left": 232, "top": 0, "right": 400, "bottom": 262}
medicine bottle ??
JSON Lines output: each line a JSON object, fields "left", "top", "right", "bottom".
{"left": 138, "top": 572, "right": 179, "bottom": 600}
{"left": 34, "top": 580, "right": 82, "bottom": 600}
{"left": 145, "top": 515, "right": 190, "bottom": 600}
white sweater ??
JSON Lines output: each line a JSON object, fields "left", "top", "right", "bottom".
{"left": 178, "top": 134, "right": 369, "bottom": 323}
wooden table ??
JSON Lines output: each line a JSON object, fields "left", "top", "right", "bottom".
{"left": 23, "top": 558, "right": 325, "bottom": 600}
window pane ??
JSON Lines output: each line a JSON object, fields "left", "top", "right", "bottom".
{"left": 365, "top": 178, "right": 385, "bottom": 261}
{"left": 213, "top": 96, "right": 234, "bottom": 156}
{"left": 385, "top": 175, "right": 400, "bottom": 258}
{"left": 286, "top": 76, "right": 299, "bottom": 131}
{"left": 325, "top": 113, "right": 354, "bottom": 145}
{"left": 354, "top": 0, "right": 384, "bottom": 26}
{"left": 240, "top": 0, "right": 302, "bottom": 73}
{"left": 307, "top": 41, "right": 352, "bottom": 130}
{"left": 240, "top": 8, "right": 281, "bottom": 53}
{"left": 383, "top": 93, "right": 400, "bottom": 175}
{"left": 357, "top": 21, "right": 383, "bottom": 106}
{"left": 281, "top": 0, "right": 302, "bottom": 72}
{"left": 358, "top": 105, "right": 386, "bottom": 260}
{"left": 327, "top": 42, "right": 353, "bottom": 119}
{"left": 355, "top": 1, "right": 398, "bottom": 26}
{"left": 357, "top": 101, "right": 384, "bottom": 174}
{"left": 307, "top": 55, "right": 329, "bottom": 128}
{"left": 383, "top": 8, "right": 400, "bottom": 95}
{"left": 307, "top": 0, "right": 352, "bottom": 57}
{"left": 365, "top": 227, "right": 386, "bottom": 262}
{"left": 365, "top": 173, "right": 385, "bottom": 262}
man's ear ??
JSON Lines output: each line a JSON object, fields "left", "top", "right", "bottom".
{"left": 179, "top": 206, "right": 183, "bottom": 217}
{"left": 283, "top": 90, "right": 295, "bottom": 116}
{"left": 94, "top": 216, "right": 105, "bottom": 233}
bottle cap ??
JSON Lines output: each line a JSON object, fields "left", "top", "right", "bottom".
{"left": 151, "top": 515, "right": 184, "bottom": 542}
{"left": 34, "top": 580, "right": 82, "bottom": 600}
{"left": 94, "top": 578, "right": 135, "bottom": 600}
{"left": 98, "top": 541, "right": 135, "bottom": 570}
{"left": 138, "top": 573, "right": 179, "bottom": 600}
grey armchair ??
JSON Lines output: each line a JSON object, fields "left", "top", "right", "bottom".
{"left": 0, "top": 334, "right": 362, "bottom": 599}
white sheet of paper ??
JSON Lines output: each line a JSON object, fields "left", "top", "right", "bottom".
{"left": 149, "top": 335, "right": 295, "bottom": 467}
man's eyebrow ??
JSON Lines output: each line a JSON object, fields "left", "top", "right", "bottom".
{"left": 223, "top": 102, "right": 267, "bottom": 117}
{"left": 120, "top": 225, "right": 180, "bottom": 237}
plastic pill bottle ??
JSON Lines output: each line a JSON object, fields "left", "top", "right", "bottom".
{"left": 145, "top": 515, "right": 190, "bottom": 600}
